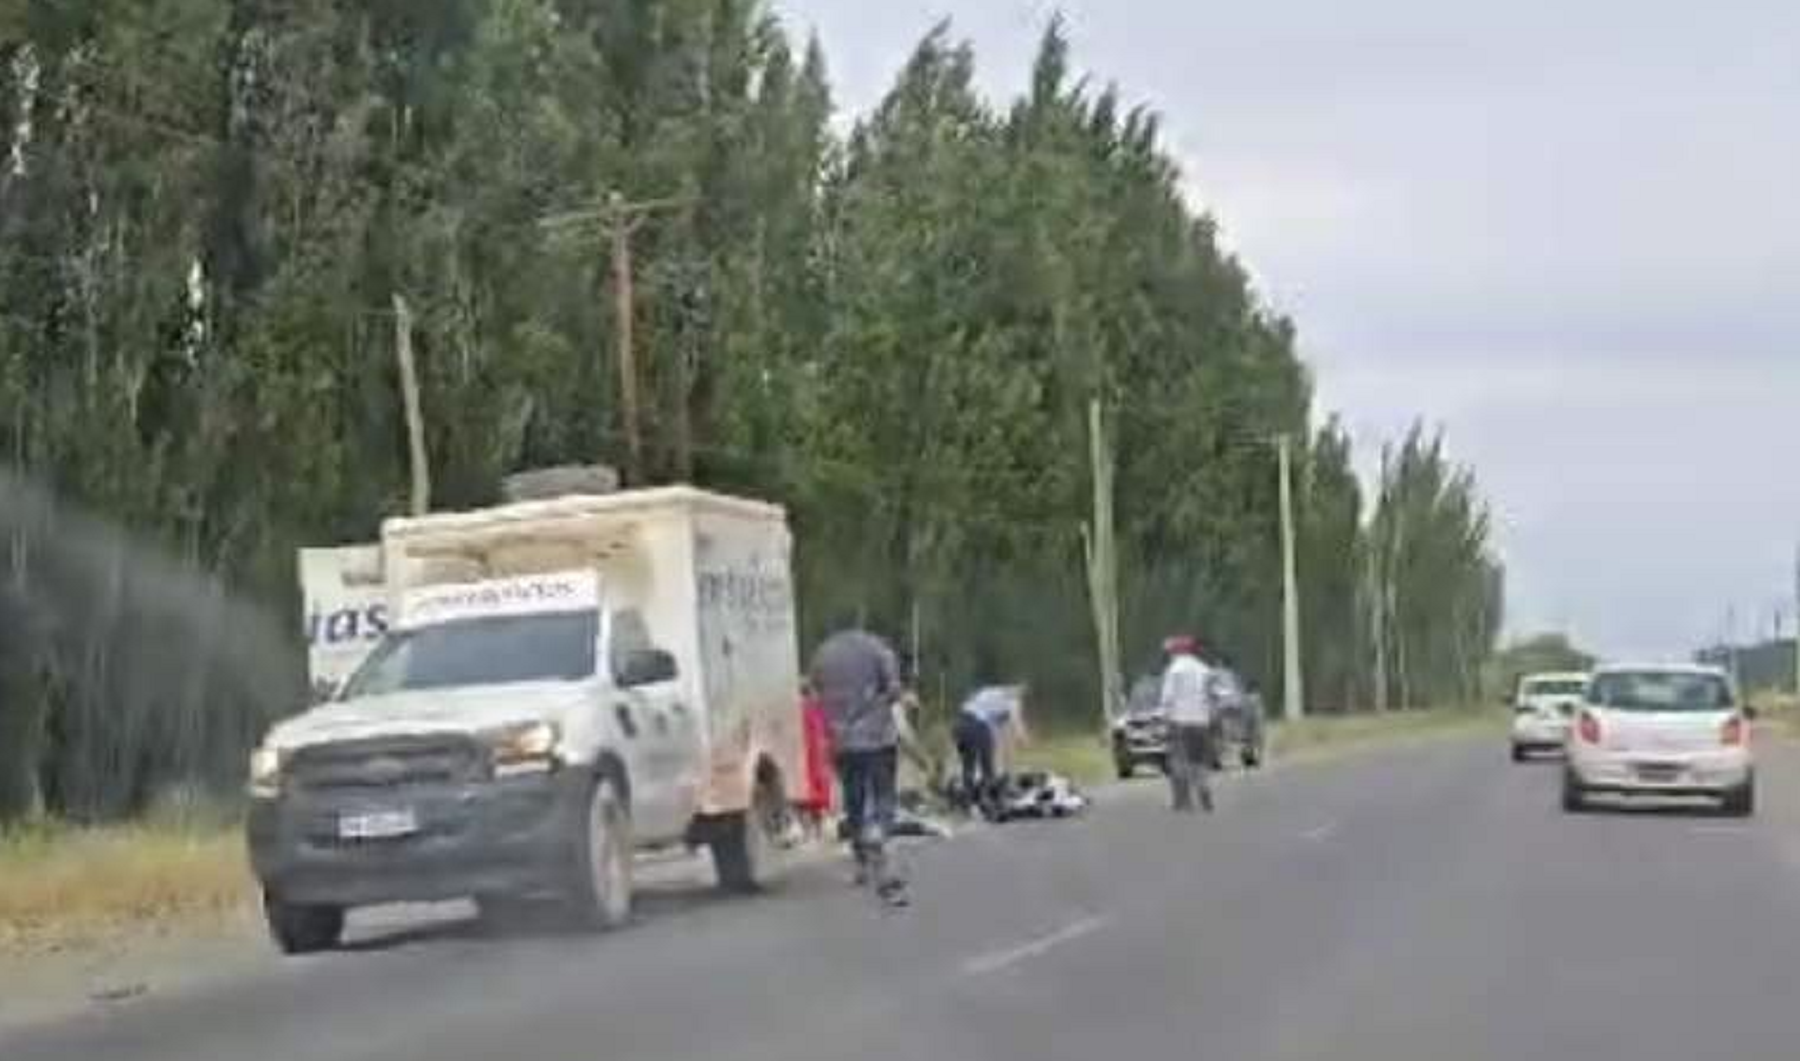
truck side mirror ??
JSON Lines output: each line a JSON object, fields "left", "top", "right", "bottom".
{"left": 617, "top": 648, "right": 678, "bottom": 688}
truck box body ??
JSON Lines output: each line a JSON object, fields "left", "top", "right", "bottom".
{"left": 378, "top": 487, "right": 805, "bottom": 814}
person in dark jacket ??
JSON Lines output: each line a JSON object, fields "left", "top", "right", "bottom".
{"left": 809, "top": 625, "right": 908, "bottom": 904}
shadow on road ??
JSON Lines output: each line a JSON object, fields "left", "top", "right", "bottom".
{"left": 334, "top": 854, "right": 856, "bottom": 954}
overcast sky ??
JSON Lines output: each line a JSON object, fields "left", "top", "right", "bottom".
{"left": 776, "top": 0, "right": 1800, "bottom": 660}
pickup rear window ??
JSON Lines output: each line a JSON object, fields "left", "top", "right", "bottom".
{"left": 340, "top": 611, "right": 599, "bottom": 698}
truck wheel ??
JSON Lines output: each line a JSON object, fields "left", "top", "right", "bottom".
{"left": 264, "top": 893, "right": 344, "bottom": 955}
{"left": 1114, "top": 750, "right": 1136, "bottom": 780}
{"left": 1560, "top": 769, "right": 1587, "bottom": 814}
{"left": 1722, "top": 778, "right": 1755, "bottom": 818}
{"left": 712, "top": 770, "right": 787, "bottom": 894}
{"left": 565, "top": 774, "right": 633, "bottom": 930}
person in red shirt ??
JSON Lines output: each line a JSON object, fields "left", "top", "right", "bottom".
{"left": 798, "top": 680, "right": 836, "bottom": 840}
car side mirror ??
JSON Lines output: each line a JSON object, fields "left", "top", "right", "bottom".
{"left": 617, "top": 648, "right": 677, "bottom": 688}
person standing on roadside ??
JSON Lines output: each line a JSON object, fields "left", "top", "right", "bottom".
{"left": 1160, "top": 635, "right": 1219, "bottom": 813}
{"left": 797, "top": 679, "right": 836, "bottom": 842}
{"left": 809, "top": 623, "right": 909, "bottom": 905}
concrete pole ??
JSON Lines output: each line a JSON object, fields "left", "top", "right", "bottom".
{"left": 1277, "top": 434, "right": 1305, "bottom": 722}
{"left": 391, "top": 293, "right": 431, "bottom": 517}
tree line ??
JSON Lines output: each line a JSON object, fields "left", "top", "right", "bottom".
{"left": 0, "top": 1, "right": 1502, "bottom": 821}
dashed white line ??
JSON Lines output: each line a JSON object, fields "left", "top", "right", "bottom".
{"left": 960, "top": 915, "right": 1110, "bottom": 977}
{"left": 1300, "top": 821, "right": 1339, "bottom": 842}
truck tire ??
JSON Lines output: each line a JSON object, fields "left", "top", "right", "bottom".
{"left": 1114, "top": 746, "right": 1136, "bottom": 780}
{"left": 264, "top": 893, "right": 344, "bottom": 955}
{"left": 1560, "top": 769, "right": 1587, "bottom": 814}
{"left": 712, "top": 770, "right": 787, "bottom": 894}
{"left": 1723, "top": 777, "right": 1755, "bottom": 818}
{"left": 564, "top": 774, "right": 633, "bottom": 930}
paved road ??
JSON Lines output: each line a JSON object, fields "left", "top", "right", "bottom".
{"left": 10, "top": 734, "right": 1800, "bottom": 1061}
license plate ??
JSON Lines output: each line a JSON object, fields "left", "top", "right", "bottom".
{"left": 1635, "top": 764, "right": 1680, "bottom": 783}
{"left": 338, "top": 808, "right": 418, "bottom": 840}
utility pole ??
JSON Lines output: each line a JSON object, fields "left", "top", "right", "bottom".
{"left": 1369, "top": 450, "right": 1391, "bottom": 712}
{"left": 1084, "top": 398, "right": 1123, "bottom": 732}
{"left": 1725, "top": 604, "right": 1740, "bottom": 686}
{"left": 1276, "top": 433, "right": 1305, "bottom": 722}
{"left": 540, "top": 191, "right": 691, "bottom": 485}
{"left": 391, "top": 293, "right": 431, "bottom": 517}
{"left": 1792, "top": 542, "right": 1800, "bottom": 699}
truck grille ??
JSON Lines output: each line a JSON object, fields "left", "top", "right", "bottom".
{"left": 288, "top": 736, "right": 485, "bottom": 793}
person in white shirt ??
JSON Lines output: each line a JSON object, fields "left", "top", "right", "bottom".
{"left": 952, "top": 683, "right": 1030, "bottom": 817}
{"left": 1160, "top": 635, "right": 1218, "bottom": 813}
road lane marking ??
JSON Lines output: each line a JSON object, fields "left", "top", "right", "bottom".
{"left": 960, "top": 915, "right": 1110, "bottom": 977}
{"left": 1300, "top": 821, "right": 1338, "bottom": 842}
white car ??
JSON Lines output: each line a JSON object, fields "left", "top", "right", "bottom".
{"left": 1562, "top": 664, "right": 1753, "bottom": 816}
{"left": 1510, "top": 671, "right": 1589, "bottom": 760}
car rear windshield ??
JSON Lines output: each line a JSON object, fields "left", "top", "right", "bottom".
{"left": 1588, "top": 671, "right": 1734, "bottom": 712}
{"left": 1524, "top": 678, "right": 1587, "bottom": 697}
{"left": 340, "top": 611, "right": 598, "bottom": 699}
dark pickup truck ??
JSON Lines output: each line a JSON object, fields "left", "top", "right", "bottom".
{"left": 1110, "top": 672, "right": 1265, "bottom": 779}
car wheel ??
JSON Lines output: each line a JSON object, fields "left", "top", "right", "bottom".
{"left": 1560, "top": 769, "right": 1587, "bottom": 813}
{"left": 1723, "top": 778, "right": 1755, "bottom": 818}
{"left": 264, "top": 893, "right": 344, "bottom": 955}
{"left": 1511, "top": 744, "right": 1526, "bottom": 763}
{"left": 712, "top": 769, "right": 788, "bottom": 894}
{"left": 1114, "top": 748, "right": 1136, "bottom": 780}
{"left": 565, "top": 773, "right": 633, "bottom": 930}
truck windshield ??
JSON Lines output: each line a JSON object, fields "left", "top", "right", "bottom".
{"left": 1523, "top": 678, "right": 1587, "bottom": 697}
{"left": 339, "top": 611, "right": 598, "bottom": 698}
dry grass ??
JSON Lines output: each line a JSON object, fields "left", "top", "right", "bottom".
{"left": 1752, "top": 692, "right": 1800, "bottom": 739}
{"left": 1269, "top": 706, "right": 1500, "bottom": 759}
{"left": 0, "top": 821, "right": 252, "bottom": 952}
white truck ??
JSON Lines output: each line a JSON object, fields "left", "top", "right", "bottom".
{"left": 249, "top": 487, "right": 806, "bottom": 953}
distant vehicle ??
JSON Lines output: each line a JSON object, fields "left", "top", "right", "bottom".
{"left": 1110, "top": 668, "right": 1265, "bottom": 779}
{"left": 1509, "top": 671, "right": 1589, "bottom": 761}
{"left": 1211, "top": 670, "right": 1266, "bottom": 770}
{"left": 248, "top": 488, "right": 807, "bottom": 954}
{"left": 1562, "top": 664, "right": 1753, "bottom": 816}
{"left": 1111, "top": 676, "right": 1169, "bottom": 778}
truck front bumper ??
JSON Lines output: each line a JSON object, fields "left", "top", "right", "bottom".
{"left": 248, "top": 771, "right": 587, "bottom": 907}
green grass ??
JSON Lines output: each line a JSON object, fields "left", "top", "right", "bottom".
{"left": 1016, "top": 731, "right": 1117, "bottom": 786}
{"left": 1019, "top": 706, "right": 1502, "bottom": 788}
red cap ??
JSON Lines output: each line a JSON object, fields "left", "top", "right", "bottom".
{"left": 1164, "top": 634, "right": 1199, "bottom": 655}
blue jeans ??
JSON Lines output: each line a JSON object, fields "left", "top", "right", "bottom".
{"left": 835, "top": 747, "right": 899, "bottom": 861}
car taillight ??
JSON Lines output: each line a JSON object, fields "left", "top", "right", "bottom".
{"left": 1577, "top": 712, "right": 1602, "bottom": 745}
{"left": 1722, "top": 716, "right": 1745, "bottom": 746}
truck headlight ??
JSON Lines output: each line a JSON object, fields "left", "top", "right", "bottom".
{"left": 248, "top": 746, "right": 285, "bottom": 799}
{"left": 487, "top": 721, "right": 561, "bottom": 777}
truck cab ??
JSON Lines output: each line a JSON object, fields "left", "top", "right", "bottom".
{"left": 250, "top": 489, "right": 803, "bottom": 954}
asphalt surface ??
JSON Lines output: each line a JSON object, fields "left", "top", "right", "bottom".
{"left": 10, "top": 733, "right": 1800, "bottom": 1061}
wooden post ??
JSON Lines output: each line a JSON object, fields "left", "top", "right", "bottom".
{"left": 392, "top": 293, "right": 431, "bottom": 517}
